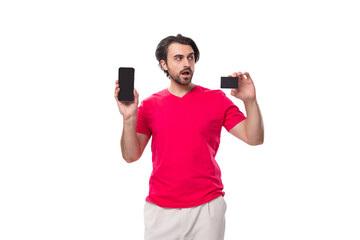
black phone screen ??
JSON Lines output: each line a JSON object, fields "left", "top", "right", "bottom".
{"left": 118, "top": 67, "right": 135, "bottom": 102}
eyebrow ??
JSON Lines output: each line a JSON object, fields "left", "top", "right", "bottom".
{"left": 173, "top": 52, "right": 194, "bottom": 58}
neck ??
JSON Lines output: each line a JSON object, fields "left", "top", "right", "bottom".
{"left": 168, "top": 80, "right": 195, "bottom": 98}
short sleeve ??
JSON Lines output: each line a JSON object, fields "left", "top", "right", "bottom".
{"left": 136, "top": 101, "right": 152, "bottom": 137}
{"left": 221, "top": 91, "right": 246, "bottom": 132}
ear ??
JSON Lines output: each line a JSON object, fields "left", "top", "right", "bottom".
{"left": 160, "top": 60, "right": 168, "bottom": 71}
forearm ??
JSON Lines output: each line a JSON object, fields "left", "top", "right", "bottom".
{"left": 243, "top": 99, "right": 264, "bottom": 145}
{"left": 120, "top": 117, "right": 141, "bottom": 163}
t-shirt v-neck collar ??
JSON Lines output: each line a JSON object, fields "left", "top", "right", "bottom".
{"left": 166, "top": 85, "right": 197, "bottom": 100}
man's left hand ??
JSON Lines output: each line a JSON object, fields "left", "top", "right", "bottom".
{"left": 230, "top": 72, "right": 256, "bottom": 103}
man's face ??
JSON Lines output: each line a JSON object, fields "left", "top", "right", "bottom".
{"left": 161, "top": 42, "right": 195, "bottom": 85}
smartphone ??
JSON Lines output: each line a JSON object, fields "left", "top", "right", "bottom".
{"left": 118, "top": 67, "right": 135, "bottom": 102}
{"left": 221, "top": 77, "right": 238, "bottom": 89}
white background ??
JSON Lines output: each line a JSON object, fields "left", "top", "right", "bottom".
{"left": 1, "top": 0, "right": 359, "bottom": 239}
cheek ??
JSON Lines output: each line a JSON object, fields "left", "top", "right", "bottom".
{"left": 168, "top": 62, "right": 180, "bottom": 72}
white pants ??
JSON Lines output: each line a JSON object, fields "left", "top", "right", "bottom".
{"left": 144, "top": 196, "right": 227, "bottom": 240}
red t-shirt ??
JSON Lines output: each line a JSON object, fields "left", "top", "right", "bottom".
{"left": 137, "top": 85, "right": 246, "bottom": 208}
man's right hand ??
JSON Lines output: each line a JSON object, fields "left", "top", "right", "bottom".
{"left": 114, "top": 80, "right": 139, "bottom": 122}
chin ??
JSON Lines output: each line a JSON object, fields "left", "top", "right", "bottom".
{"left": 182, "top": 76, "right": 192, "bottom": 83}
{"left": 181, "top": 80, "right": 192, "bottom": 85}
{"left": 171, "top": 74, "right": 193, "bottom": 85}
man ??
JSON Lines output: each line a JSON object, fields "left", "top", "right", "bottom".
{"left": 114, "top": 34, "right": 264, "bottom": 240}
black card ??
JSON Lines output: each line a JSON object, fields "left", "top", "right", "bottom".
{"left": 221, "top": 77, "right": 238, "bottom": 88}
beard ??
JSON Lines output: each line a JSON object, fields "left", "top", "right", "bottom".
{"left": 168, "top": 67, "right": 193, "bottom": 85}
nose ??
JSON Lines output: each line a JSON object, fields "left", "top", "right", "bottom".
{"left": 183, "top": 58, "right": 191, "bottom": 68}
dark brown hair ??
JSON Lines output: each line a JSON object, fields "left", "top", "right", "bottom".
{"left": 155, "top": 34, "right": 200, "bottom": 77}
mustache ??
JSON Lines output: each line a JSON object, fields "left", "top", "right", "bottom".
{"left": 180, "top": 68, "right": 192, "bottom": 74}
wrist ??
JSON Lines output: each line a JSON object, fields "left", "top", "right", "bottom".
{"left": 123, "top": 116, "right": 137, "bottom": 127}
{"left": 243, "top": 98, "right": 257, "bottom": 106}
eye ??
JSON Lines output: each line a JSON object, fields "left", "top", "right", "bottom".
{"left": 175, "top": 57, "right": 182, "bottom": 61}
{"left": 188, "top": 56, "right": 193, "bottom": 60}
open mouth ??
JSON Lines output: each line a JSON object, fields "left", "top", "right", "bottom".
{"left": 181, "top": 69, "right": 191, "bottom": 76}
